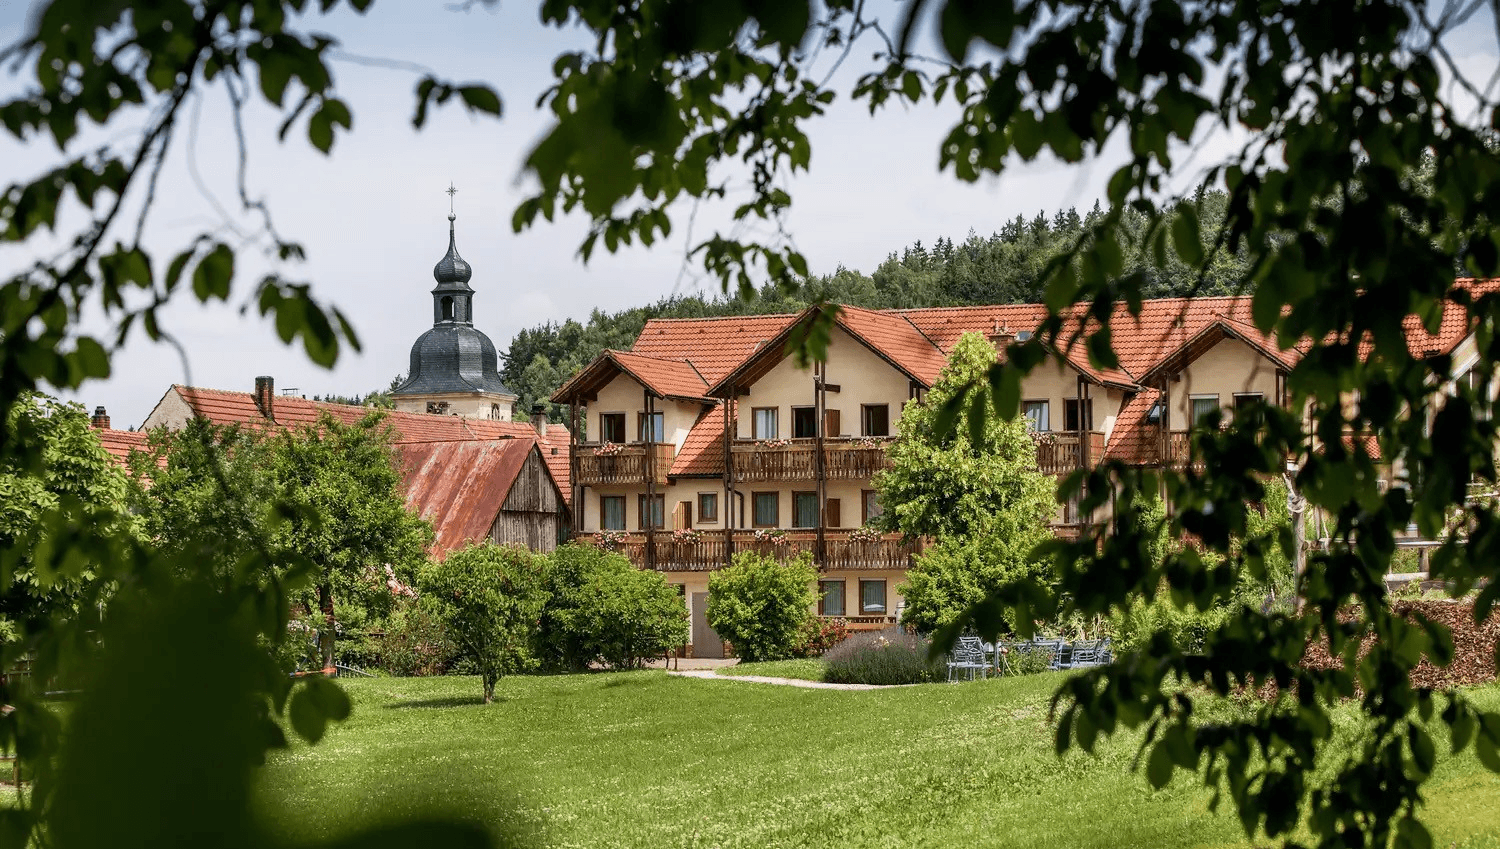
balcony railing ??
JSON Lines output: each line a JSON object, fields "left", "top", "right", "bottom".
{"left": 575, "top": 442, "right": 675, "bottom": 486}
{"left": 730, "top": 437, "right": 894, "bottom": 483}
{"left": 1035, "top": 431, "right": 1107, "bottom": 474}
{"left": 589, "top": 529, "right": 923, "bottom": 572}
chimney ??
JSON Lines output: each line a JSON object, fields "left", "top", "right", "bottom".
{"left": 987, "top": 320, "right": 1017, "bottom": 350}
{"left": 531, "top": 403, "right": 548, "bottom": 437}
{"left": 254, "top": 376, "right": 275, "bottom": 420}
{"left": 91, "top": 406, "right": 110, "bottom": 429}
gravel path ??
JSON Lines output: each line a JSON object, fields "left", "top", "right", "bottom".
{"left": 667, "top": 669, "right": 902, "bottom": 690}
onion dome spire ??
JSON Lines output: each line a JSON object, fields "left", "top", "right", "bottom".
{"left": 433, "top": 212, "right": 473, "bottom": 288}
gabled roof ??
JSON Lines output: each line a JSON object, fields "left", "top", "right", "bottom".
{"left": 157, "top": 385, "right": 571, "bottom": 503}
{"left": 1137, "top": 314, "right": 1298, "bottom": 384}
{"left": 550, "top": 349, "right": 709, "bottom": 403}
{"left": 395, "top": 439, "right": 561, "bottom": 556}
{"left": 705, "top": 304, "right": 947, "bottom": 396}
{"left": 669, "top": 402, "right": 732, "bottom": 477}
{"left": 631, "top": 314, "right": 801, "bottom": 386}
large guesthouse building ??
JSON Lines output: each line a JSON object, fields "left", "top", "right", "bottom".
{"left": 552, "top": 289, "right": 1494, "bottom": 656}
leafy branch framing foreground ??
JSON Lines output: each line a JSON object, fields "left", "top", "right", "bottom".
{"left": 4, "top": 1, "right": 1500, "bottom": 848}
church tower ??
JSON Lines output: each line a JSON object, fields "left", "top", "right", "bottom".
{"left": 392, "top": 209, "right": 518, "bottom": 421}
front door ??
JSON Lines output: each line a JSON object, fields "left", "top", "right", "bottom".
{"left": 690, "top": 592, "right": 724, "bottom": 659}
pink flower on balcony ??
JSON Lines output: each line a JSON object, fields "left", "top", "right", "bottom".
{"left": 597, "top": 442, "right": 623, "bottom": 456}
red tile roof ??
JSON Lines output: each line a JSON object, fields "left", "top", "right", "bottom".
{"left": 550, "top": 349, "right": 708, "bottom": 403}
{"left": 1103, "top": 390, "right": 1163, "bottom": 466}
{"left": 670, "top": 402, "right": 732, "bottom": 477}
{"left": 835, "top": 306, "right": 948, "bottom": 385}
{"left": 631, "top": 314, "right": 800, "bottom": 386}
{"left": 95, "top": 428, "right": 151, "bottom": 467}
{"left": 166, "top": 386, "right": 571, "bottom": 503}
{"left": 394, "top": 439, "right": 553, "bottom": 556}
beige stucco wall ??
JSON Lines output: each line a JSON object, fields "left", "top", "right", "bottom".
{"left": 1016, "top": 359, "right": 1095, "bottom": 432}
{"left": 737, "top": 327, "right": 913, "bottom": 439}
{"left": 587, "top": 374, "right": 702, "bottom": 449}
{"left": 1166, "top": 337, "right": 1281, "bottom": 427}
{"left": 140, "top": 387, "right": 196, "bottom": 431}
{"left": 392, "top": 392, "right": 516, "bottom": 421}
{"left": 726, "top": 480, "right": 878, "bottom": 529}
{"left": 578, "top": 480, "right": 714, "bottom": 533}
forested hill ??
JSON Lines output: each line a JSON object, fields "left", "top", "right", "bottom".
{"left": 504, "top": 193, "right": 1249, "bottom": 419}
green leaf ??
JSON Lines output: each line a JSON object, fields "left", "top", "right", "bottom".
{"left": 192, "top": 244, "right": 234, "bottom": 302}
{"left": 1478, "top": 733, "right": 1500, "bottom": 774}
{"left": 458, "top": 85, "right": 502, "bottom": 117}
{"left": 1146, "top": 741, "right": 1173, "bottom": 788}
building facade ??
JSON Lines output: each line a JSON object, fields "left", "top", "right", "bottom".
{"left": 551, "top": 292, "right": 1482, "bottom": 657}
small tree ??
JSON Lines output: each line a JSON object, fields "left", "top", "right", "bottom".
{"left": 417, "top": 543, "right": 549, "bottom": 703}
{"left": 706, "top": 551, "right": 816, "bottom": 663}
{"left": 0, "top": 394, "right": 131, "bottom": 647}
{"left": 539, "top": 543, "right": 687, "bottom": 670}
{"left": 878, "top": 332, "right": 1056, "bottom": 635}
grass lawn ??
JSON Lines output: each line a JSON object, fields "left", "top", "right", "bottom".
{"left": 716, "top": 659, "right": 827, "bottom": 681}
{"left": 255, "top": 673, "right": 1500, "bottom": 849}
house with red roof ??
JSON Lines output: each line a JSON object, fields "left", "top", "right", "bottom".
{"left": 134, "top": 377, "right": 571, "bottom": 556}
{"left": 549, "top": 285, "right": 1500, "bottom": 657}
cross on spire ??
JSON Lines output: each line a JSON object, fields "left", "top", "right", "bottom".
{"left": 446, "top": 182, "right": 458, "bottom": 217}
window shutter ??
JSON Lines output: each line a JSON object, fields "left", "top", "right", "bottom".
{"left": 824, "top": 408, "right": 841, "bottom": 437}
{"left": 675, "top": 500, "right": 692, "bottom": 528}
{"left": 824, "top": 498, "right": 841, "bottom": 528}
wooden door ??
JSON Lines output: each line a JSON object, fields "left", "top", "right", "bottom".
{"left": 690, "top": 592, "right": 724, "bottom": 659}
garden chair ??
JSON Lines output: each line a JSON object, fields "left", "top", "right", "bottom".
{"left": 1063, "top": 638, "right": 1111, "bottom": 669}
{"left": 946, "top": 636, "right": 989, "bottom": 682}
{"left": 1031, "top": 638, "right": 1067, "bottom": 670}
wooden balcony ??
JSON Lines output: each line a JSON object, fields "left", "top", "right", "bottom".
{"left": 1035, "top": 431, "right": 1107, "bottom": 475}
{"left": 591, "top": 529, "right": 923, "bottom": 572}
{"left": 730, "top": 438, "right": 894, "bottom": 483}
{"left": 574, "top": 442, "right": 675, "bottom": 487}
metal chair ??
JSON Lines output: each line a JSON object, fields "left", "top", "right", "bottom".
{"left": 946, "top": 636, "right": 989, "bottom": 682}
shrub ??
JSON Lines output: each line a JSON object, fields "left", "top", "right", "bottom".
{"left": 568, "top": 562, "right": 688, "bottom": 669}
{"left": 376, "top": 599, "right": 460, "bottom": 677}
{"left": 822, "top": 630, "right": 944, "bottom": 685}
{"left": 417, "top": 543, "right": 549, "bottom": 703}
{"left": 539, "top": 543, "right": 687, "bottom": 670}
{"left": 1003, "top": 642, "right": 1058, "bottom": 675}
{"left": 796, "top": 616, "right": 851, "bottom": 657}
{"left": 706, "top": 551, "right": 816, "bottom": 663}
{"left": 897, "top": 529, "right": 1053, "bottom": 636}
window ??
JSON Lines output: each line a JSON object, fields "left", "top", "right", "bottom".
{"left": 1190, "top": 395, "right": 1221, "bottom": 427}
{"left": 859, "top": 579, "right": 887, "bottom": 614}
{"left": 752, "top": 407, "right": 778, "bottom": 439}
{"left": 791, "top": 406, "right": 818, "bottom": 438}
{"left": 793, "top": 492, "right": 819, "bottom": 528}
{"left": 819, "top": 580, "right": 846, "bottom": 617}
{"left": 752, "top": 492, "right": 779, "bottom": 527}
{"left": 1233, "top": 393, "right": 1263, "bottom": 411}
{"left": 1023, "top": 400, "right": 1050, "bottom": 432}
{"left": 638, "top": 410, "right": 664, "bottom": 442}
{"left": 1063, "top": 398, "right": 1093, "bottom": 431}
{"left": 698, "top": 492, "right": 718, "bottom": 523}
{"left": 637, "top": 494, "right": 664, "bottom": 530}
{"left": 1063, "top": 494, "right": 1081, "bottom": 525}
{"left": 861, "top": 404, "right": 890, "bottom": 437}
{"left": 598, "top": 412, "right": 626, "bottom": 444}
{"left": 862, "top": 490, "right": 883, "bottom": 523}
{"left": 441, "top": 296, "right": 454, "bottom": 321}
{"left": 600, "top": 495, "right": 625, "bottom": 531}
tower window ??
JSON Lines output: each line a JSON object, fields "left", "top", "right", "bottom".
{"left": 441, "top": 296, "right": 454, "bottom": 320}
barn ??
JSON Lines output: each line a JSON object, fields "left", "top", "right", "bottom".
{"left": 396, "top": 437, "right": 566, "bottom": 556}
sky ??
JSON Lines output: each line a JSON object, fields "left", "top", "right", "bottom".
{"left": 1, "top": 0, "right": 1498, "bottom": 429}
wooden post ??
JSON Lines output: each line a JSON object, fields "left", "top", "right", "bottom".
{"left": 645, "top": 389, "right": 657, "bottom": 571}
{"left": 569, "top": 401, "right": 581, "bottom": 539}
{"left": 815, "top": 363, "right": 827, "bottom": 568}
{"left": 723, "top": 392, "right": 734, "bottom": 568}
